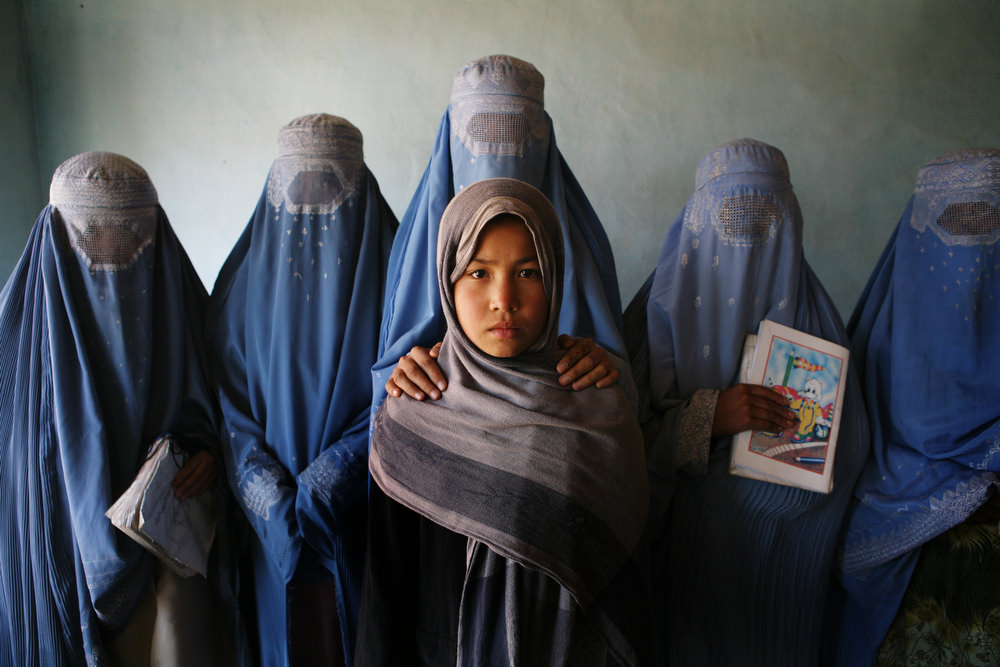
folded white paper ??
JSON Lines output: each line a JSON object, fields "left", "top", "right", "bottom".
{"left": 106, "top": 436, "right": 215, "bottom": 577}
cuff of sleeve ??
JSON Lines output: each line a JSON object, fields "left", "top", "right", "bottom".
{"left": 674, "top": 388, "right": 718, "bottom": 475}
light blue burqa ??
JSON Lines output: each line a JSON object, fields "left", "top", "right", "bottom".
{"left": 627, "top": 139, "right": 869, "bottom": 665}
{"left": 0, "top": 152, "right": 245, "bottom": 666}
{"left": 836, "top": 148, "right": 1000, "bottom": 665}
{"left": 206, "top": 115, "right": 397, "bottom": 666}
{"left": 371, "top": 55, "right": 626, "bottom": 416}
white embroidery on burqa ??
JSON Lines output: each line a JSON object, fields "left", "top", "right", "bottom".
{"left": 238, "top": 450, "right": 285, "bottom": 521}
{"left": 844, "top": 471, "right": 999, "bottom": 572}
{"left": 975, "top": 434, "right": 1000, "bottom": 470}
{"left": 299, "top": 446, "right": 359, "bottom": 506}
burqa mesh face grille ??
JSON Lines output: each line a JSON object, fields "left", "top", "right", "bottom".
{"left": 285, "top": 170, "right": 345, "bottom": 207}
{"left": 71, "top": 219, "right": 156, "bottom": 268}
{"left": 716, "top": 194, "right": 779, "bottom": 246}
{"left": 937, "top": 201, "right": 1000, "bottom": 238}
{"left": 467, "top": 112, "right": 530, "bottom": 147}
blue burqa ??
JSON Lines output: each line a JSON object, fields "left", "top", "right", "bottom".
{"left": 371, "top": 54, "right": 626, "bottom": 416}
{"left": 206, "top": 114, "right": 397, "bottom": 666}
{"left": 0, "top": 151, "right": 245, "bottom": 666}
{"left": 836, "top": 148, "right": 1000, "bottom": 665}
{"left": 626, "top": 139, "right": 869, "bottom": 665}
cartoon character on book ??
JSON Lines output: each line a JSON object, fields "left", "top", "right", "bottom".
{"left": 773, "top": 377, "right": 832, "bottom": 443}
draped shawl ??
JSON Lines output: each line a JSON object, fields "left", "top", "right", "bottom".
{"left": 629, "top": 139, "right": 869, "bottom": 665}
{"left": 0, "top": 152, "right": 243, "bottom": 666}
{"left": 837, "top": 148, "right": 1000, "bottom": 664}
{"left": 369, "top": 177, "right": 649, "bottom": 665}
{"left": 205, "top": 114, "right": 397, "bottom": 666}
{"left": 371, "top": 54, "right": 627, "bottom": 417}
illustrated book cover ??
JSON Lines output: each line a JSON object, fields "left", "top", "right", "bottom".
{"left": 728, "top": 319, "right": 849, "bottom": 494}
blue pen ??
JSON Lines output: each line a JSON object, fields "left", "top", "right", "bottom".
{"left": 794, "top": 456, "right": 825, "bottom": 464}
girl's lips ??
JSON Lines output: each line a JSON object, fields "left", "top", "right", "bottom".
{"left": 489, "top": 323, "right": 519, "bottom": 339}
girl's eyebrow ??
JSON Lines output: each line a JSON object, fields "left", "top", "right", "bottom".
{"left": 469, "top": 255, "right": 540, "bottom": 266}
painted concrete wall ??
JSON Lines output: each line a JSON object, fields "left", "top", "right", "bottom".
{"left": 1, "top": 0, "right": 43, "bottom": 271}
{"left": 7, "top": 0, "right": 1000, "bottom": 317}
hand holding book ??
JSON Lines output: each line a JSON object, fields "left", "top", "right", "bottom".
{"left": 171, "top": 450, "right": 217, "bottom": 500}
{"left": 712, "top": 383, "right": 796, "bottom": 437}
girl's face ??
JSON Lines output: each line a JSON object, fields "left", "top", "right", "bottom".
{"left": 453, "top": 215, "right": 548, "bottom": 357}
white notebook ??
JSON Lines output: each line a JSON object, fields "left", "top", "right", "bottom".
{"left": 728, "top": 320, "right": 849, "bottom": 494}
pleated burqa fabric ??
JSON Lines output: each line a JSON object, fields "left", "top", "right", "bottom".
{"left": 205, "top": 114, "right": 397, "bottom": 666}
{"left": 625, "top": 139, "right": 869, "bottom": 665}
{"left": 363, "top": 178, "right": 650, "bottom": 666}
{"left": 0, "top": 152, "right": 246, "bottom": 666}
{"left": 836, "top": 148, "right": 1000, "bottom": 665}
{"left": 371, "top": 54, "right": 628, "bottom": 417}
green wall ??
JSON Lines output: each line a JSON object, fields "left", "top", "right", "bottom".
{"left": 6, "top": 0, "right": 1000, "bottom": 317}
{"left": 1, "top": 0, "right": 43, "bottom": 270}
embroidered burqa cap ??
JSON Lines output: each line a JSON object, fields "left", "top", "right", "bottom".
{"left": 449, "top": 54, "right": 548, "bottom": 162}
{"left": 267, "top": 113, "right": 364, "bottom": 215}
{"left": 50, "top": 151, "right": 158, "bottom": 270}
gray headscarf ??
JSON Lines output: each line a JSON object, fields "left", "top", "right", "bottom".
{"left": 440, "top": 176, "right": 562, "bottom": 355}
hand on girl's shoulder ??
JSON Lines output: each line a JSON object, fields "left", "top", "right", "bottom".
{"left": 386, "top": 336, "right": 620, "bottom": 401}
{"left": 555, "top": 335, "right": 620, "bottom": 390}
{"left": 386, "top": 342, "right": 446, "bottom": 401}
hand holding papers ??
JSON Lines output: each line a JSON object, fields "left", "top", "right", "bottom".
{"left": 106, "top": 436, "right": 216, "bottom": 577}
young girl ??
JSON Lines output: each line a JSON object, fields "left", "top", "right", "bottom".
{"left": 358, "top": 178, "right": 650, "bottom": 666}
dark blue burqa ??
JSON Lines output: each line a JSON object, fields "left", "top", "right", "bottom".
{"left": 0, "top": 151, "right": 244, "bottom": 666}
{"left": 836, "top": 148, "right": 1000, "bottom": 665}
{"left": 206, "top": 115, "right": 397, "bottom": 666}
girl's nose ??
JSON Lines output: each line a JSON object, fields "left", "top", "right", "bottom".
{"left": 490, "top": 278, "right": 518, "bottom": 312}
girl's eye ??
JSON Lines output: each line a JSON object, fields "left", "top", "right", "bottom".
{"left": 518, "top": 268, "right": 540, "bottom": 279}
{"left": 469, "top": 269, "right": 488, "bottom": 279}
